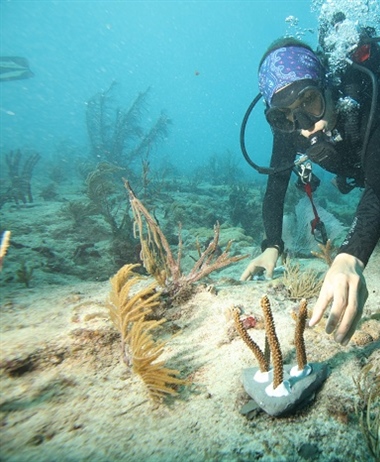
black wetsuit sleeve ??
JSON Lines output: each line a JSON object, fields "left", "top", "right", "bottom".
{"left": 337, "top": 122, "right": 380, "bottom": 266}
{"left": 262, "top": 131, "right": 296, "bottom": 252}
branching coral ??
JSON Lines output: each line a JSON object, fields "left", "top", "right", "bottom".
{"left": 232, "top": 306, "right": 269, "bottom": 373}
{"left": 311, "top": 239, "right": 336, "bottom": 266}
{"left": 85, "top": 162, "right": 130, "bottom": 236}
{"left": 261, "top": 295, "right": 283, "bottom": 389}
{"left": 125, "top": 179, "right": 248, "bottom": 302}
{"left": 233, "top": 295, "right": 283, "bottom": 388}
{"left": 86, "top": 83, "right": 170, "bottom": 168}
{"left": 86, "top": 82, "right": 145, "bottom": 164}
{"left": 0, "top": 150, "right": 40, "bottom": 208}
{"left": 294, "top": 298, "right": 308, "bottom": 372}
{"left": 107, "top": 263, "right": 187, "bottom": 401}
{"left": 238, "top": 296, "right": 328, "bottom": 416}
{"left": 235, "top": 296, "right": 310, "bottom": 390}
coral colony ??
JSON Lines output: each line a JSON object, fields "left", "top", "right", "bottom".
{"left": 234, "top": 295, "right": 329, "bottom": 417}
{"left": 124, "top": 179, "right": 248, "bottom": 302}
{"left": 107, "top": 263, "right": 187, "bottom": 401}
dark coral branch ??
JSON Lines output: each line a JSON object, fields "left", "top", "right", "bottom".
{"left": 261, "top": 295, "right": 283, "bottom": 389}
{"left": 86, "top": 83, "right": 148, "bottom": 164}
{"left": 233, "top": 307, "right": 269, "bottom": 373}
{"left": 129, "top": 112, "right": 171, "bottom": 161}
{"left": 294, "top": 298, "right": 308, "bottom": 371}
{"left": 110, "top": 90, "right": 147, "bottom": 161}
{"left": 2, "top": 150, "right": 40, "bottom": 206}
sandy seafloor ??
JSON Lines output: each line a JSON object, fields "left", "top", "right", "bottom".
{"left": 0, "top": 195, "right": 379, "bottom": 462}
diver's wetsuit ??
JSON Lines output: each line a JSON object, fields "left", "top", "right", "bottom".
{"left": 261, "top": 63, "right": 380, "bottom": 266}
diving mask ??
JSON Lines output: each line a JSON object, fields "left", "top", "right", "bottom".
{"left": 265, "top": 85, "right": 326, "bottom": 133}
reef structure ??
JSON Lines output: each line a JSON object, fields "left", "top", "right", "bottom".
{"left": 234, "top": 295, "right": 329, "bottom": 417}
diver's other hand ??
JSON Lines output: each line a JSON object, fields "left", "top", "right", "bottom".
{"left": 309, "top": 253, "right": 368, "bottom": 346}
{"left": 240, "top": 247, "right": 279, "bottom": 281}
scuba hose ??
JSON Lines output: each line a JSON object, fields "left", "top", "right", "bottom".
{"left": 239, "top": 92, "right": 272, "bottom": 174}
{"left": 239, "top": 93, "right": 295, "bottom": 175}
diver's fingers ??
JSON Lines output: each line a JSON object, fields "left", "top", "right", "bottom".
{"left": 309, "top": 283, "right": 333, "bottom": 327}
{"left": 325, "top": 290, "right": 347, "bottom": 334}
{"left": 240, "top": 263, "right": 264, "bottom": 281}
{"left": 240, "top": 270, "right": 251, "bottom": 281}
{"left": 240, "top": 267, "right": 258, "bottom": 281}
{"left": 265, "top": 264, "right": 275, "bottom": 279}
{"left": 334, "top": 281, "right": 368, "bottom": 345}
{"left": 335, "top": 306, "right": 361, "bottom": 346}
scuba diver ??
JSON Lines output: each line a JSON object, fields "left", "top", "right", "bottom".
{"left": 240, "top": 26, "right": 380, "bottom": 346}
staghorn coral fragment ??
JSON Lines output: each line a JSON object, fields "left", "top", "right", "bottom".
{"left": 294, "top": 299, "right": 308, "bottom": 371}
{"left": 261, "top": 295, "right": 283, "bottom": 389}
{"left": 233, "top": 307, "right": 269, "bottom": 373}
{"left": 240, "top": 295, "right": 329, "bottom": 417}
{"left": 1, "top": 150, "right": 41, "bottom": 207}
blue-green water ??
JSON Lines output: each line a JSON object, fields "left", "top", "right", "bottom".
{"left": 0, "top": 2, "right": 379, "bottom": 462}
{"left": 1, "top": 0, "right": 317, "bottom": 170}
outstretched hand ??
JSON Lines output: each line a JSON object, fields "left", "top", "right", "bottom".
{"left": 309, "top": 253, "right": 368, "bottom": 346}
{"left": 240, "top": 247, "right": 279, "bottom": 281}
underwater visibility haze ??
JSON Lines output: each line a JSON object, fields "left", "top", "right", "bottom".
{"left": 0, "top": 1, "right": 379, "bottom": 462}
{"left": 1, "top": 0, "right": 317, "bottom": 167}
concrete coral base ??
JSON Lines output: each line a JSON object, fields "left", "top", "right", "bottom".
{"left": 242, "top": 363, "right": 329, "bottom": 417}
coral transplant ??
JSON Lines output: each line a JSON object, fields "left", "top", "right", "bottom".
{"left": 1, "top": 0, "right": 379, "bottom": 461}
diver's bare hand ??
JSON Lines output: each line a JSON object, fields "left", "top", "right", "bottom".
{"left": 240, "top": 247, "right": 279, "bottom": 281}
{"left": 309, "top": 253, "right": 368, "bottom": 346}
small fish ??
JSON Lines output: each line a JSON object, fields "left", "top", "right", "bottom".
{"left": 0, "top": 57, "right": 34, "bottom": 82}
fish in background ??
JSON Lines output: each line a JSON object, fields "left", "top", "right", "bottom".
{"left": 0, "top": 56, "right": 34, "bottom": 81}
